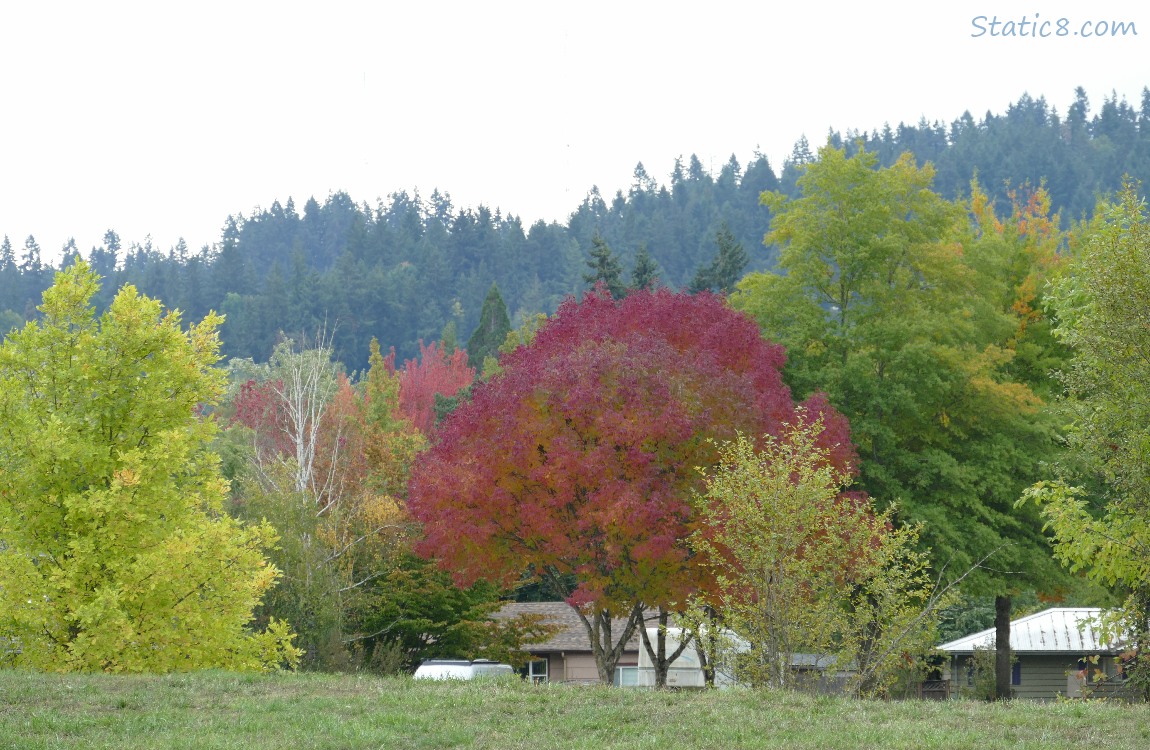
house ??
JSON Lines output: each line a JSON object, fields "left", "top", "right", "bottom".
{"left": 495, "top": 602, "right": 840, "bottom": 691}
{"left": 937, "top": 607, "right": 1127, "bottom": 700}
{"left": 496, "top": 601, "right": 642, "bottom": 685}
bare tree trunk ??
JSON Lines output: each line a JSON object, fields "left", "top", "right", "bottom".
{"left": 692, "top": 604, "right": 719, "bottom": 688}
{"left": 994, "top": 595, "right": 1012, "bottom": 701}
{"left": 638, "top": 607, "right": 693, "bottom": 688}
{"left": 267, "top": 330, "right": 342, "bottom": 508}
{"left": 574, "top": 603, "right": 642, "bottom": 685}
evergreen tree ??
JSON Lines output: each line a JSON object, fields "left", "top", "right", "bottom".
{"left": 0, "top": 236, "right": 18, "bottom": 327}
{"left": 440, "top": 319, "right": 459, "bottom": 354}
{"left": 629, "top": 244, "right": 660, "bottom": 291}
{"left": 689, "top": 225, "right": 749, "bottom": 294}
{"left": 582, "top": 230, "right": 625, "bottom": 298}
{"left": 466, "top": 283, "right": 512, "bottom": 367}
{"left": 19, "top": 236, "right": 41, "bottom": 274}
{"left": 0, "top": 236, "right": 13, "bottom": 271}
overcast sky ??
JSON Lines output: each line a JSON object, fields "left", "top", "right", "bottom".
{"left": 2, "top": 1, "right": 1147, "bottom": 263}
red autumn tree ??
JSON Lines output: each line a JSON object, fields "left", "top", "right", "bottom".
{"left": 408, "top": 287, "right": 855, "bottom": 684}
{"left": 387, "top": 340, "right": 476, "bottom": 435}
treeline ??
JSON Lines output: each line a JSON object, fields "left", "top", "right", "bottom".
{"left": 815, "top": 87, "right": 1150, "bottom": 220}
{"left": 2, "top": 88, "right": 1148, "bottom": 372}
{"left": 0, "top": 161, "right": 777, "bottom": 373}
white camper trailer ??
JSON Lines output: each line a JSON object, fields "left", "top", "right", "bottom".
{"left": 635, "top": 627, "right": 742, "bottom": 688}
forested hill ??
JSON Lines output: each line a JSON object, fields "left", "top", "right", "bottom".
{"left": 1, "top": 86, "right": 1148, "bottom": 372}
{"left": 808, "top": 87, "right": 1150, "bottom": 222}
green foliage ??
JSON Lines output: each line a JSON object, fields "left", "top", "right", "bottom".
{"left": 831, "top": 88, "right": 1150, "bottom": 231}
{"left": 440, "top": 320, "right": 458, "bottom": 354}
{"left": 582, "top": 230, "right": 626, "bottom": 298}
{"left": 692, "top": 423, "right": 945, "bottom": 697}
{"left": 688, "top": 224, "right": 748, "bottom": 294}
{"left": 937, "top": 591, "right": 1045, "bottom": 644}
{"left": 479, "top": 312, "right": 549, "bottom": 380}
{"left": 961, "top": 643, "right": 1018, "bottom": 701}
{"left": 0, "top": 308, "right": 22, "bottom": 338}
{"left": 433, "top": 386, "right": 472, "bottom": 426}
{"left": 228, "top": 336, "right": 522, "bottom": 673}
{"left": 732, "top": 145, "right": 1065, "bottom": 594}
{"left": 0, "top": 261, "right": 298, "bottom": 672}
{"left": 227, "top": 337, "right": 423, "bottom": 670}
{"left": 5, "top": 89, "right": 1149, "bottom": 375}
{"left": 629, "top": 244, "right": 660, "bottom": 292}
{"left": 1024, "top": 180, "right": 1150, "bottom": 695}
{"left": 354, "top": 552, "right": 549, "bottom": 670}
{"left": 465, "top": 283, "right": 512, "bottom": 369}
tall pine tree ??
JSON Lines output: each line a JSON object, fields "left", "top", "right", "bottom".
{"left": 689, "top": 224, "right": 749, "bottom": 294}
{"left": 629, "top": 244, "right": 660, "bottom": 292}
{"left": 466, "top": 283, "right": 512, "bottom": 368}
{"left": 582, "top": 230, "right": 626, "bottom": 298}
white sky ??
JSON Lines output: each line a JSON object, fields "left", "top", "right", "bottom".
{"left": 1, "top": 1, "right": 1147, "bottom": 263}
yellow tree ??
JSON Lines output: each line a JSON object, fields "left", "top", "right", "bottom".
{"left": 692, "top": 421, "right": 943, "bottom": 697}
{"left": 967, "top": 177, "right": 1068, "bottom": 393}
{"left": 0, "top": 260, "right": 297, "bottom": 672}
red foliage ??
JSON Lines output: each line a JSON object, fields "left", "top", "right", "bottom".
{"left": 391, "top": 340, "right": 475, "bottom": 435}
{"left": 408, "top": 287, "right": 856, "bottom": 611}
{"left": 231, "top": 378, "right": 294, "bottom": 457}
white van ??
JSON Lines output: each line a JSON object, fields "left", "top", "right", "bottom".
{"left": 413, "top": 659, "right": 515, "bottom": 680}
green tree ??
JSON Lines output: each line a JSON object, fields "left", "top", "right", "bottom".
{"left": 0, "top": 261, "right": 297, "bottom": 672}
{"left": 732, "top": 146, "right": 1066, "bottom": 597}
{"left": 0, "top": 309, "right": 22, "bottom": 338}
{"left": 1023, "top": 180, "right": 1150, "bottom": 697}
{"left": 689, "top": 224, "right": 749, "bottom": 294}
{"left": 582, "top": 230, "right": 626, "bottom": 298}
{"left": 692, "top": 423, "right": 944, "bottom": 697}
{"left": 440, "top": 319, "right": 459, "bottom": 354}
{"left": 629, "top": 244, "right": 660, "bottom": 292}
{"left": 466, "top": 283, "right": 512, "bottom": 367}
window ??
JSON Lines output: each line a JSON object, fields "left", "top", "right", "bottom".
{"left": 520, "top": 659, "right": 548, "bottom": 684}
{"left": 966, "top": 657, "right": 1020, "bottom": 686}
{"left": 614, "top": 665, "right": 638, "bottom": 687}
{"left": 1077, "top": 658, "right": 1101, "bottom": 684}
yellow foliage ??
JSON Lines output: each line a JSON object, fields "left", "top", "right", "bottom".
{"left": 0, "top": 261, "right": 296, "bottom": 673}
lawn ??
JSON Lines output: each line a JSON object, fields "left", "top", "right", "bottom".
{"left": 0, "top": 670, "right": 1146, "bottom": 750}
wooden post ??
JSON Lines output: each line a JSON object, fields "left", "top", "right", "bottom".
{"left": 994, "top": 595, "right": 1012, "bottom": 700}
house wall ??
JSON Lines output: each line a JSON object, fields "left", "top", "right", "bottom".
{"left": 559, "top": 653, "right": 601, "bottom": 683}
{"left": 1016, "top": 655, "right": 1082, "bottom": 700}
{"left": 544, "top": 653, "right": 561, "bottom": 683}
{"left": 949, "top": 654, "right": 1116, "bottom": 701}
{"left": 543, "top": 651, "right": 641, "bottom": 684}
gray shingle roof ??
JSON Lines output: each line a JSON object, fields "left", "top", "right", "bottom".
{"left": 495, "top": 601, "right": 642, "bottom": 653}
{"left": 938, "top": 607, "right": 1123, "bottom": 654}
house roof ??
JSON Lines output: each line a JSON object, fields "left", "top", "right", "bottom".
{"left": 495, "top": 601, "right": 642, "bottom": 653}
{"left": 938, "top": 608, "right": 1122, "bottom": 654}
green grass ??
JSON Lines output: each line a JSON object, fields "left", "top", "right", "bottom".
{"left": 0, "top": 670, "right": 1146, "bottom": 750}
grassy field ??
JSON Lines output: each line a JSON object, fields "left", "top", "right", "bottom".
{"left": 0, "top": 670, "right": 1147, "bottom": 750}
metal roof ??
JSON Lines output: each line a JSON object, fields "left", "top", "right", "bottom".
{"left": 938, "top": 607, "right": 1122, "bottom": 654}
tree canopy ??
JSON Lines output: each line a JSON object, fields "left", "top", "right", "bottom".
{"left": 692, "top": 423, "right": 941, "bottom": 697}
{"left": 0, "top": 260, "right": 297, "bottom": 672}
{"left": 465, "top": 284, "right": 512, "bottom": 370}
{"left": 733, "top": 146, "right": 1066, "bottom": 594}
{"left": 408, "top": 287, "right": 853, "bottom": 682}
{"left": 1024, "top": 180, "right": 1150, "bottom": 694}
